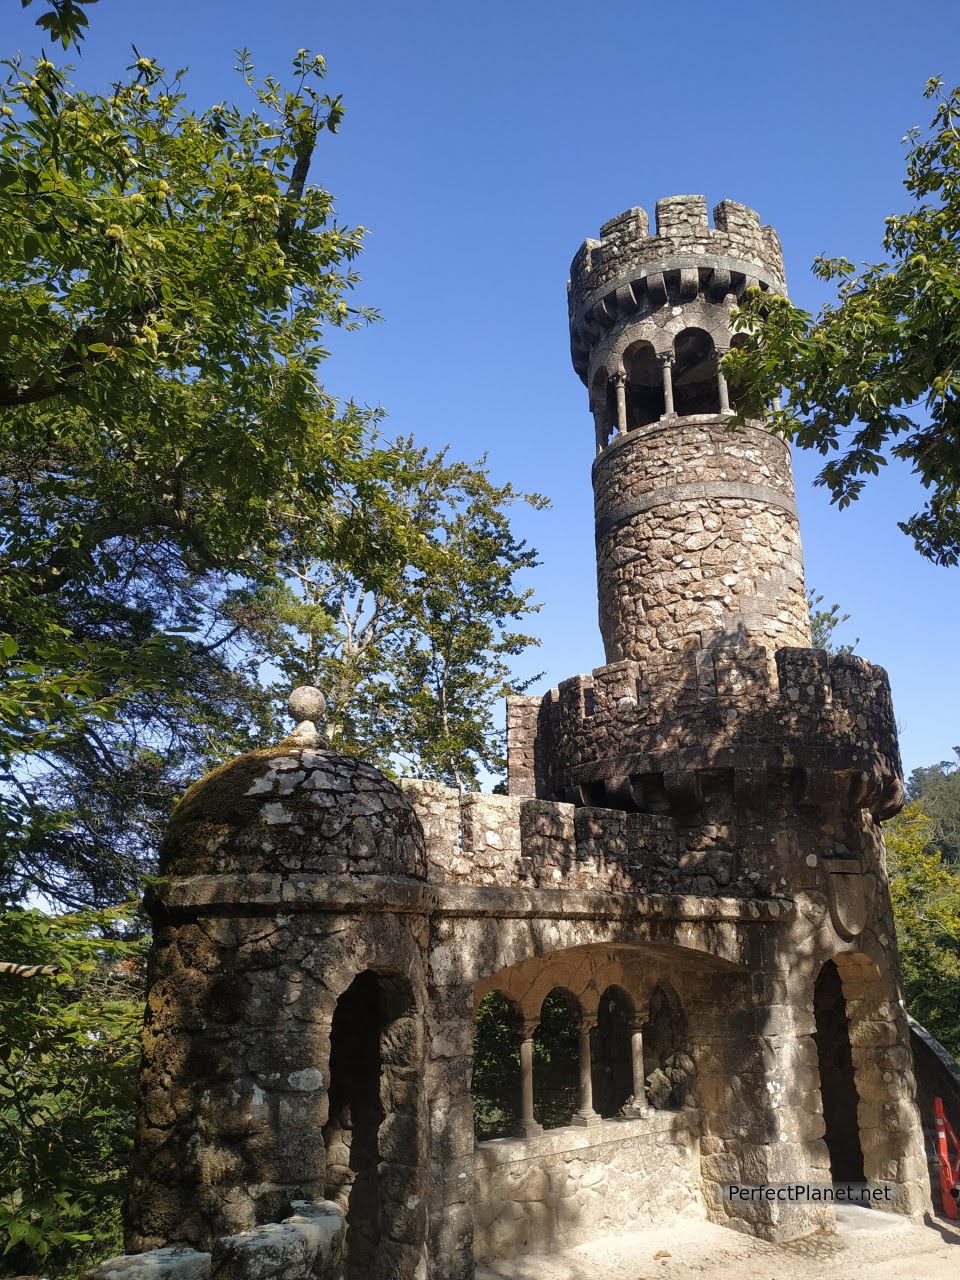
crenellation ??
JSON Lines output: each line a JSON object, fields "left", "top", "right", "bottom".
{"left": 568, "top": 194, "right": 786, "bottom": 342}
{"left": 655, "top": 193, "right": 709, "bottom": 237}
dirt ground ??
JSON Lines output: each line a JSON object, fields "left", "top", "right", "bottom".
{"left": 475, "top": 1207, "right": 960, "bottom": 1280}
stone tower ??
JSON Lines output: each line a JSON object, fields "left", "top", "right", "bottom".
{"left": 570, "top": 195, "right": 810, "bottom": 665}
{"left": 98, "top": 197, "right": 933, "bottom": 1280}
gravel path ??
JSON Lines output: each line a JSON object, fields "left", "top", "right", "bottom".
{"left": 476, "top": 1208, "right": 960, "bottom": 1280}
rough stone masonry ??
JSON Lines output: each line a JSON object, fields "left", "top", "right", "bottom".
{"left": 89, "top": 196, "right": 933, "bottom": 1280}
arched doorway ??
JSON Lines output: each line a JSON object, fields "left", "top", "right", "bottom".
{"left": 813, "top": 959, "right": 866, "bottom": 1182}
{"left": 323, "top": 969, "right": 423, "bottom": 1279}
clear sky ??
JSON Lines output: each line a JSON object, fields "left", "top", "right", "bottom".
{"left": 6, "top": 0, "right": 960, "bottom": 777}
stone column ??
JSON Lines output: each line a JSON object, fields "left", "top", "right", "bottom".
{"left": 659, "top": 353, "right": 675, "bottom": 415}
{"left": 612, "top": 371, "right": 628, "bottom": 436}
{"left": 716, "top": 350, "right": 731, "bottom": 414}
{"left": 624, "top": 1017, "right": 652, "bottom": 1117}
{"left": 594, "top": 409, "right": 607, "bottom": 455}
{"left": 573, "top": 1017, "right": 601, "bottom": 1126}
{"left": 513, "top": 1020, "right": 543, "bottom": 1138}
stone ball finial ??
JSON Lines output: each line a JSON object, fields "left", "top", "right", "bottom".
{"left": 283, "top": 686, "right": 326, "bottom": 749}
{"left": 288, "top": 685, "right": 326, "bottom": 724}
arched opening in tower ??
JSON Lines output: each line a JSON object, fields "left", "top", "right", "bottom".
{"left": 643, "top": 982, "right": 695, "bottom": 1110}
{"left": 593, "top": 984, "right": 635, "bottom": 1117}
{"left": 323, "top": 969, "right": 421, "bottom": 1278}
{"left": 623, "top": 342, "right": 665, "bottom": 428}
{"left": 472, "top": 989, "right": 522, "bottom": 1140}
{"left": 534, "top": 987, "right": 581, "bottom": 1128}
{"left": 672, "top": 328, "right": 720, "bottom": 416}
{"left": 727, "top": 332, "right": 765, "bottom": 418}
{"left": 813, "top": 959, "right": 866, "bottom": 1183}
{"left": 591, "top": 368, "right": 616, "bottom": 446}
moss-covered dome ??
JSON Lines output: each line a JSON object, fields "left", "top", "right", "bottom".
{"left": 158, "top": 746, "right": 426, "bottom": 879}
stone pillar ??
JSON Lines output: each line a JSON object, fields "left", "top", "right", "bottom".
{"left": 594, "top": 409, "right": 607, "bottom": 455}
{"left": 513, "top": 1021, "right": 543, "bottom": 1138}
{"left": 716, "top": 350, "right": 731, "bottom": 414}
{"left": 624, "top": 1018, "right": 652, "bottom": 1117}
{"left": 573, "top": 1017, "right": 601, "bottom": 1126}
{"left": 612, "top": 371, "right": 628, "bottom": 436}
{"left": 659, "top": 353, "right": 675, "bottom": 416}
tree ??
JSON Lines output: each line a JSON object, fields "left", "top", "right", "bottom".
{"left": 248, "top": 439, "right": 547, "bottom": 789}
{"left": 807, "top": 589, "right": 858, "bottom": 654}
{"left": 885, "top": 801, "right": 960, "bottom": 1058}
{"left": 724, "top": 78, "right": 960, "bottom": 565}
{"left": 0, "top": 48, "right": 407, "bottom": 903}
{"left": 905, "top": 748, "right": 960, "bottom": 866}
{"left": 18, "top": 0, "right": 98, "bottom": 49}
{"left": 0, "top": 901, "right": 145, "bottom": 1276}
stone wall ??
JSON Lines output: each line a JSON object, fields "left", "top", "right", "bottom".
{"left": 398, "top": 782, "right": 686, "bottom": 895}
{"left": 128, "top": 898, "right": 429, "bottom": 1276}
{"left": 473, "top": 1112, "right": 702, "bottom": 1259}
{"left": 510, "top": 647, "right": 902, "bottom": 822}
{"left": 83, "top": 1202, "right": 344, "bottom": 1280}
{"left": 592, "top": 419, "right": 809, "bottom": 660}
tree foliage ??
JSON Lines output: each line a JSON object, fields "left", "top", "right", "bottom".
{"left": 249, "top": 439, "right": 546, "bottom": 788}
{"left": 0, "top": 46, "right": 547, "bottom": 903}
{"left": 0, "top": 48, "right": 412, "bottom": 904}
{"left": 725, "top": 78, "right": 960, "bottom": 564}
{"left": 19, "top": 0, "right": 99, "bottom": 49}
{"left": 807, "top": 588, "right": 858, "bottom": 654}
{"left": 0, "top": 901, "right": 145, "bottom": 1277}
{"left": 886, "top": 802, "right": 960, "bottom": 1058}
{"left": 905, "top": 748, "right": 960, "bottom": 866}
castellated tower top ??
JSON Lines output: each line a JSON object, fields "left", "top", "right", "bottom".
{"left": 568, "top": 196, "right": 785, "bottom": 384}
{"left": 567, "top": 195, "right": 810, "bottom": 665}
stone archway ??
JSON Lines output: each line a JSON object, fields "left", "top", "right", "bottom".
{"left": 323, "top": 969, "right": 424, "bottom": 1280}
{"left": 812, "top": 950, "right": 924, "bottom": 1198}
{"left": 593, "top": 984, "right": 635, "bottom": 1117}
{"left": 813, "top": 958, "right": 866, "bottom": 1182}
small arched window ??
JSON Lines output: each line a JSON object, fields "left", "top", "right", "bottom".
{"left": 623, "top": 342, "right": 665, "bottom": 429}
{"left": 591, "top": 368, "right": 616, "bottom": 447}
{"left": 673, "top": 328, "right": 719, "bottom": 416}
{"left": 727, "top": 332, "right": 765, "bottom": 417}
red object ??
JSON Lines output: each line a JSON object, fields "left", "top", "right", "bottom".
{"left": 934, "top": 1096, "right": 960, "bottom": 1219}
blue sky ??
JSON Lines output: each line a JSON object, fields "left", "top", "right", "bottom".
{"left": 6, "top": 0, "right": 960, "bottom": 776}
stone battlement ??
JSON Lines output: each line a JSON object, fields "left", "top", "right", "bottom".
{"left": 508, "top": 647, "right": 903, "bottom": 820}
{"left": 568, "top": 196, "right": 785, "bottom": 381}
{"left": 397, "top": 779, "right": 697, "bottom": 895}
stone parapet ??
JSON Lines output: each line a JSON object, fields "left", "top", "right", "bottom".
{"left": 510, "top": 646, "right": 903, "bottom": 822}
{"left": 568, "top": 197, "right": 785, "bottom": 381}
{"left": 473, "top": 1108, "right": 702, "bottom": 1259}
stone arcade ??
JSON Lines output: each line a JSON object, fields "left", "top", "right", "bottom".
{"left": 92, "top": 197, "right": 932, "bottom": 1280}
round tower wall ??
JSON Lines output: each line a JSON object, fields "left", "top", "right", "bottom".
{"left": 593, "top": 418, "right": 811, "bottom": 662}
